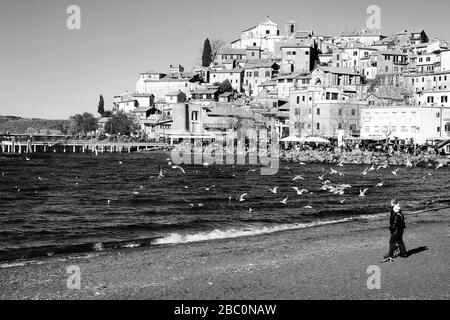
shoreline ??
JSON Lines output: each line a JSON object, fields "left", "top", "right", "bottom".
{"left": 282, "top": 149, "right": 450, "bottom": 167}
{"left": 0, "top": 207, "right": 448, "bottom": 300}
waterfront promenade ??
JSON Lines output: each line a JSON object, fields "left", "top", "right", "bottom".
{"left": 0, "top": 134, "right": 168, "bottom": 154}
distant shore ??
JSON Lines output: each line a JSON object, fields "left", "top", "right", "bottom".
{"left": 0, "top": 207, "right": 448, "bottom": 300}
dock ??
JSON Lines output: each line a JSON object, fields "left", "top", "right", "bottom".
{"left": 0, "top": 134, "right": 169, "bottom": 154}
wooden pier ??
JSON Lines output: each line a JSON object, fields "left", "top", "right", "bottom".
{"left": 0, "top": 134, "right": 169, "bottom": 154}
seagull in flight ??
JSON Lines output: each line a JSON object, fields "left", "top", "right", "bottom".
{"left": 292, "top": 187, "right": 308, "bottom": 195}
{"left": 246, "top": 169, "right": 257, "bottom": 173}
{"left": 435, "top": 162, "right": 444, "bottom": 170}
{"left": 172, "top": 165, "right": 185, "bottom": 174}
{"left": 280, "top": 197, "right": 288, "bottom": 205}
{"left": 359, "top": 188, "right": 369, "bottom": 197}
{"left": 238, "top": 193, "right": 248, "bottom": 202}
{"left": 292, "top": 175, "right": 304, "bottom": 181}
{"left": 377, "top": 162, "right": 389, "bottom": 171}
{"left": 337, "top": 160, "right": 344, "bottom": 167}
{"left": 25, "top": 157, "right": 30, "bottom": 161}
{"left": 107, "top": 200, "right": 111, "bottom": 205}
{"left": 248, "top": 208, "right": 253, "bottom": 213}
{"left": 118, "top": 161, "right": 123, "bottom": 165}
{"left": 318, "top": 173, "right": 327, "bottom": 180}
{"left": 157, "top": 169, "right": 164, "bottom": 179}
{"left": 200, "top": 185, "right": 215, "bottom": 191}
{"left": 303, "top": 205, "right": 312, "bottom": 209}
{"left": 391, "top": 168, "right": 399, "bottom": 176}
{"left": 269, "top": 186, "right": 279, "bottom": 194}
{"left": 375, "top": 181, "right": 384, "bottom": 187}
{"left": 339, "top": 199, "right": 346, "bottom": 204}
{"left": 330, "top": 167, "right": 338, "bottom": 175}
{"left": 361, "top": 167, "right": 369, "bottom": 176}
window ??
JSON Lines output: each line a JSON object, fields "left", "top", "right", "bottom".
{"left": 351, "top": 109, "right": 356, "bottom": 116}
{"left": 338, "top": 109, "right": 342, "bottom": 116}
{"left": 247, "top": 72, "right": 252, "bottom": 77}
{"left": 302, "top": 96, "right": 305, "bottom": 102}
{"left": 305, "top": 51, "right": 309, "bottom": 55}
{"left": 326, "top": 92, "right": 330, "bottom": 100}
{"left": 374, "top": 126, "right": 379, "bottom": 133}
{"left": 331, "top": 93, "right": 338, "bottom": 100}
{"left": 442, "top": 96, "right": 448, "bottom": 103}
{"left": 292, "top": 51, "right": 296, "bottom": 55}
{"left": 265, "top": 71, "right": 271, "bottom": 77}
{"left": 287, "top": 51, "right": 291, "bottom": 55}
{"left": 437, "top": 126, "right": 440, "bottom": 132}
{"left": 428, "top": 96, "right": 434, "bottom": 103}
{"left": 350, "top": 124, "right": 356, "bottom": 132}
{"left": 336, "top": 54, "right": 340, "bottom": 60}
{"left": 401, "top": 126, "right": 407, "bottom": 132}
{"left": 191, "top": 111, "right": 199, "bottom": 121}
{"left": 385, "top": 66, "right": 389, "bottom": 73}
{"left": 251, "top": 52, "right": 255, "bottom": 57}
{"left": 317, "top": 108, "right": 320, "bottom": 115}
{"left": 436, "top": 112, "right": 440, "bottom": 118}
{"left": 295, "top": 108, "right": 300, "bottom": 115}
{"left": 365, "top": 126, "right": 369, "bottom": 132}
{"left": 353, "top": 51, "right": 358, "bottom": 56}
{"left": 296, "top": 96, "right": 300, "bottom": 104}
{"left": 254, "top": 71, "right": 259, "bottom": 77}
{"left": 338, "top": 123, "right": 342, "bottom": 130}
{"left": 316, "top": 123, "right": 320, "bottom": 130}
{"left": 266, "top": 30, "right": 270, "bottom": 34}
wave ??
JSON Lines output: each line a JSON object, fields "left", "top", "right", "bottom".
{"left": 153, "top": 213, "right": 385, "bottom": 245}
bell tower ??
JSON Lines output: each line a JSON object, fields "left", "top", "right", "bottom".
{"left": 285, "top": 20, "right": 297, "bottom": 36}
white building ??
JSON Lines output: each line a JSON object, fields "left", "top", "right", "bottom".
{"left": 231, "top": 17, "right": 283, "bottom": 57}
{"left": 360, "top": 105, "right": 450, "bottom": 143}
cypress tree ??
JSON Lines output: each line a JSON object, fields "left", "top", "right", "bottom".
{"left": 202, "top": 38, "right": 212, "bottom": 67}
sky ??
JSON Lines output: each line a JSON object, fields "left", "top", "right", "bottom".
{"left": 0, "top": 0, "right": 449, "bottom": 119}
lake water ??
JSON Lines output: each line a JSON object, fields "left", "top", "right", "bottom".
{"left": 0, "top": 152, "right": 449, "bottom": 261}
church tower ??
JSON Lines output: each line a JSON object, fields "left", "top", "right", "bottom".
{"left": 285, "top": 20, "right": 297, "bottom": 36}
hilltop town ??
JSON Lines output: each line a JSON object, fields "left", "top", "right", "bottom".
{"left": 99, "top": 18, "right": 450, "bottom": 149}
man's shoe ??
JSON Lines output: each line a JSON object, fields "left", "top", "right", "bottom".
{"left": 399, "top": 254, "right": 409, "bottom": 258}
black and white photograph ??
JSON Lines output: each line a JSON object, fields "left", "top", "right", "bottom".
{"left": 0, "top": 0, "right": 449, "bottom": 308}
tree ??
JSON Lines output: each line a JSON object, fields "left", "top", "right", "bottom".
{"left": 104, "top": 112, "right": 138, "bottom": 136}
{"left": 68, "top": 112, "right": 97, "bottom": 136}
{"left": 367, "top": 75, "right": 414, "bottom": 106}
{"left": 202, "top": 38, "right": 212, "bottom": 67}
{"left": 213, "top": 79, "right": 233, "bottom": 93}
{"left": 210, "top": 38, "right": 226, "bottom": 62}
{"left": 98, "top": 95, "right": 105, "bottom": 116}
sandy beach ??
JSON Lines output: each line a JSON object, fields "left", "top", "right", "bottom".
{"left": 0, "top": 207, "right": 448, "bottom": 300}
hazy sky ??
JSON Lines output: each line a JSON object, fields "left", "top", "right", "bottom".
{"left": 1, "top": 0, "right": 449, "bottom": 119}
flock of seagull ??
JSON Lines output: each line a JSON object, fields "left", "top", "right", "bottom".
{"left": 140, "top": 156, "right": 445, "bottom": 212}
{"left": 2, "top": 155, "right": 445, "bottom": 213}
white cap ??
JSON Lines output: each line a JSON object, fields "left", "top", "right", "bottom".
{"left": 393, "top": 204, "right": 401, "bottom": 212}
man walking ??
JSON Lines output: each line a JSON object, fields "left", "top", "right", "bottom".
{"left": 385, "top": 203, "right": 408, "bottom": 259}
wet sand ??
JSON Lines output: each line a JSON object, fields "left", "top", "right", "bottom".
{"left": 0, "top": 208, "right": 448, "bottom": 300}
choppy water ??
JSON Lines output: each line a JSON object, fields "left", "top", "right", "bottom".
{"left": 0, "top": 152, "right": 449, "bottom": 262}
